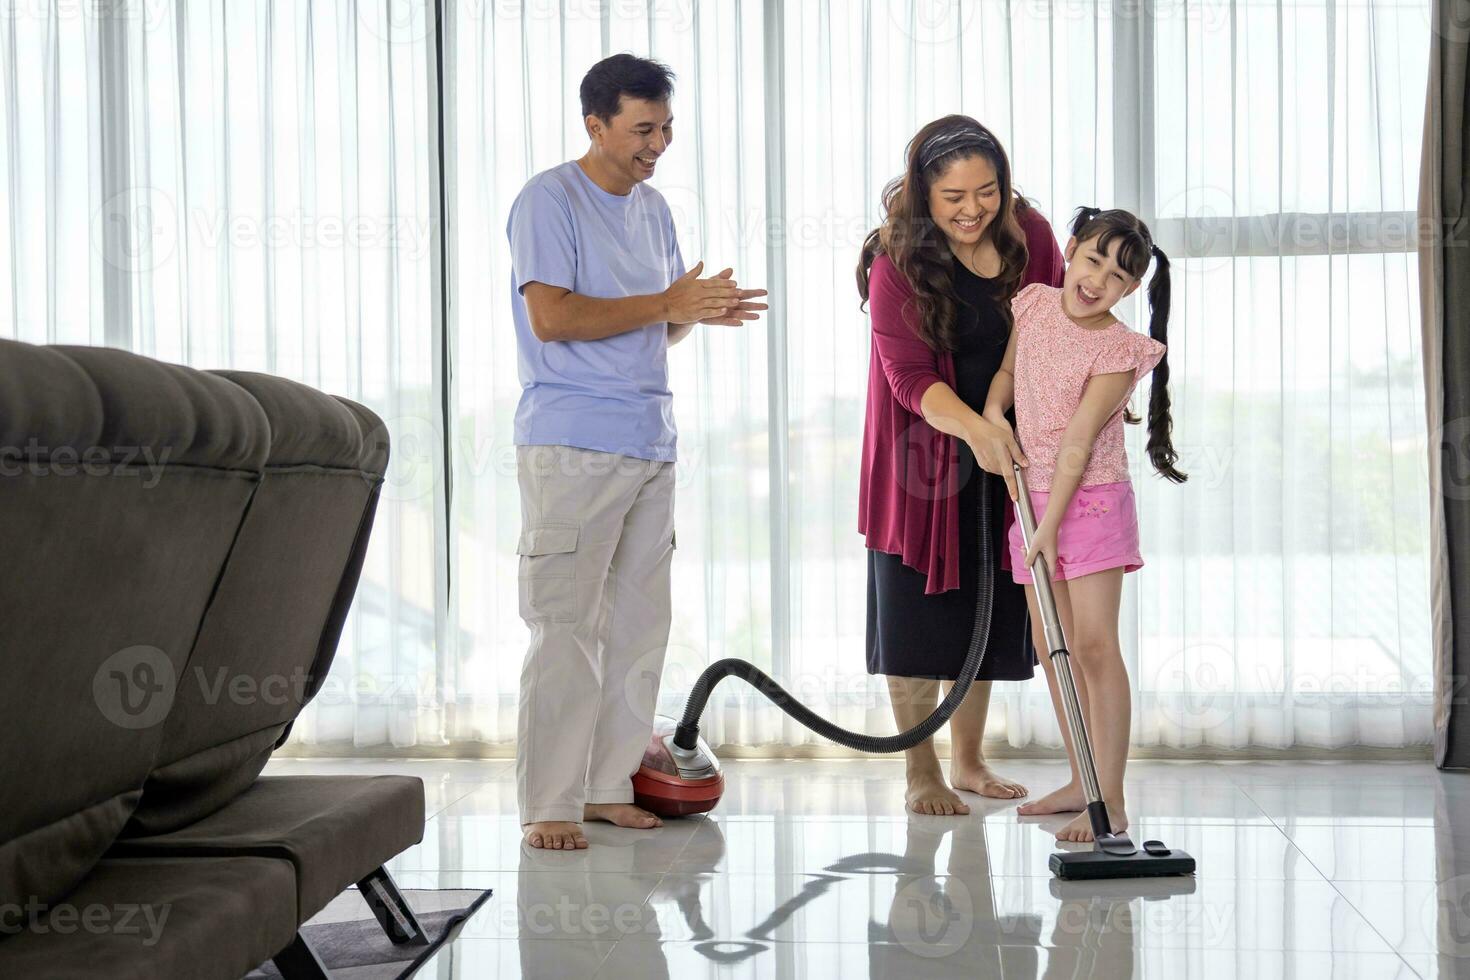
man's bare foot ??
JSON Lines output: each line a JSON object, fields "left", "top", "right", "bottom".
{"left": 1055, "top": 799, "right": 1128, "bottom": 842}
{"left": 906, "top": 769, "right": 971, "bottom": 816}
{"left": 950, "top": 760, "right": 1028, "bottom": 799}
{"left": 1015, "top": 781, "right": 1086, "bottom": 816}
{"left": 523, "top": 821, "right": 588, "bottom": 850}
{"left": 584, "top": 803, "right": 663, "bottom": 829}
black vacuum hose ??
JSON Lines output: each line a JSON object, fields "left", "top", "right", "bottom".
{"left": 673, "top": 474, "right": 997, "bottom": 752}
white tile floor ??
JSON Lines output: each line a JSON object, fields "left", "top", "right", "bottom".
{"left": 261, "top": 756, "right": 1470, "bottom": 979}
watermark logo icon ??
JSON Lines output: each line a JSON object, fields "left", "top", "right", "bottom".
{"left": 93, "top": 646, "right": 176, "bottom": 730}
{"left": 1151, "top": 642, "right": 1236, "bottom": 734}
{"left": 357, "top": 0, "right": 431, "bottom": 45}
{"left": 92, "top": 186, "right": 178, "bottom": 275}
{"left": 889, "top": 875, "right": 973, "bottom": 956}
{"left": 1434, "top": 415, "right": 1470, "bottom": 502}
{"left": 893, "top": 0, "right": 974, "bottom": 44}
{"left": 1423, "top": 875, "right": 1470, "bottom": 957}
{"left": 625, "top": 642, "right": 708, "bottom": 728}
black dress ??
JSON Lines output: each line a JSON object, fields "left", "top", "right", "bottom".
{"left": 865, "top": 262, "right": 1037, "bottom": 682}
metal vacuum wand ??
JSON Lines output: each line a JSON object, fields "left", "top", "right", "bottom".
{"left": 1012, "top": 462, "right": 1135, "bottom": 856}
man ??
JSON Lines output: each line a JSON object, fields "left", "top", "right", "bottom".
{"left": 507, "top": 54, "right": 766, "bottom": 850}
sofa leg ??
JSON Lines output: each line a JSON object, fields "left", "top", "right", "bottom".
{"left": 272, "top": 932, "right": 331, "bottom": 979}
{"left": 356, "top": 865, "right": 430, "bottom": 946}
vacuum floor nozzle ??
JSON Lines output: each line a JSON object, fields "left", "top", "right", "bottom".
{"left": 1050, "top": 838, "right": 1197, "bottom": 880}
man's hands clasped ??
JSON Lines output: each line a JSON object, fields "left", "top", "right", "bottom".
{"left": 664, "top": 261, "right": 768, "bottom": 327}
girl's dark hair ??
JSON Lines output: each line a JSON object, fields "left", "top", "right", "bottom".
{"left": 1069, "top": 206, "right": 1186, "bottom": 484}
{"left": 580, "top": 54, "right": 676, "bottom": 122}
{"left": 856, "top": 115, "right": 1031, "bottom": 352}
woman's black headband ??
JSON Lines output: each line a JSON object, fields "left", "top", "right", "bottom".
{"left": 917, "top": 127, "right": 997, "bottom": 171}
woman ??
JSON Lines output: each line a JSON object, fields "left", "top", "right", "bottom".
{"left": 857, "top": 115, "right": 1065, "bottom": 815}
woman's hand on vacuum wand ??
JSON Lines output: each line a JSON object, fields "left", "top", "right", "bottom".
{"left": 966, "top": 415, "right": 1028, "bottom": 501}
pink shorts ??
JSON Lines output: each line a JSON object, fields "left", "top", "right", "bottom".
{"left": 1004, "top": 480, "right": 1144, "bottom": 584}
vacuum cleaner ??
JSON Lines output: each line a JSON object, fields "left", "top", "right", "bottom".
{"left": 634, "top": 459, "right": 1195, "bottom": 881}
{"left": 1009, "top": 462, "right": 1196, "bottom": 880}
{"left": 633, "top": 471, "right": 1005, "bottom": 816}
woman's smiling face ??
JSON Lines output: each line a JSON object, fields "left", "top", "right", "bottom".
{"left": 926, "top": 155, "right": 1000, "bottom": 251}
{"left": 1062, "top": 234, "right": 1141, "bottom": 320}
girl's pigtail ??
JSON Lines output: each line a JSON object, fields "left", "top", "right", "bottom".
{"left": 1145, "top": 245, "right": 1187, "bottom": 483}
{"left": 1070, "top": 205, "right": 1103, "bottom": 239}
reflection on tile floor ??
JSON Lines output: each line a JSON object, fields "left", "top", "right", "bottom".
{"left": 262, "top": 757, "right": 1470, "bottom": 978}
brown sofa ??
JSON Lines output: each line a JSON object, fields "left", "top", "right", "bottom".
{"left": 0, "top": 340, "right": 434, "bottom": 978}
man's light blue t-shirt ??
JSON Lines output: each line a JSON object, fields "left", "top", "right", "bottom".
{"left": 507, "top": 160, "right": 685, "bottom": 462}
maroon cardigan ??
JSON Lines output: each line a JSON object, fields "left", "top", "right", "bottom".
{"left": 858, "top": 206, "right": 1065, "bottom": 594}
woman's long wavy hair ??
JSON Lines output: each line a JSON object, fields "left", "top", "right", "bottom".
{"left": 856, "top": 115, "right": 1031, "bottom": 351}
{"left": 1068, "top": 206, "right": 1187, "bottom": 484}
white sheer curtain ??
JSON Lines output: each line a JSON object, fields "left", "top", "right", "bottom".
{"left": 1127, "top": 0, "right": 1434, "bottom": 749}
{"left": 2, "top": 0, "right": 1435, "bottom": 754}
{"left": 0, "top": 0, "right": 442, "bottom": 748}
{"left": 448, "top": 0, "right": 1434, "bottom": 754}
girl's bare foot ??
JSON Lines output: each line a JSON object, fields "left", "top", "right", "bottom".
{"left": 906, "top": 769, "right": 971, "bottom": 816}
{"left": 1015, "top": 781, "right": 1086, "bottom": 816}
{"left": 950, "top": 760, "right": 1028, "bottom": 799}
{"left": 1055, "top": 799, "right": 1128, "bottom": 842}
{"left": 584, "top": 803, "right": 663, "bottom": 829}
{"left": 523, "top": 821, "right": 588, "bottom": 849}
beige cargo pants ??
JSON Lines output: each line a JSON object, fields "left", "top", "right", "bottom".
{"left": 515, "top": 444, "right": 675, "bottom": 825}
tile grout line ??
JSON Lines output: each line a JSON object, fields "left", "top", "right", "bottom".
{"left": 1236, "top": 784, "right": 1420, "bottom": 970}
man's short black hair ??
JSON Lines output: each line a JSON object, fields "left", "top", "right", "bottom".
{"left": 579, "top": 54, "right": 675, "bottom": 123}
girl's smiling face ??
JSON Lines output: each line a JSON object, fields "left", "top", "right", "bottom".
{"left": 1061, "top": 233, "right": 1142, "bottom": 321}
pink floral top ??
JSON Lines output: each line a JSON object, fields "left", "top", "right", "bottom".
{"left": 1010, "top": 284, "right": 1166, "bottom": 491}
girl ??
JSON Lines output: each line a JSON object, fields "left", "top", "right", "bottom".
{"left": 982, "top": 206, "right": 1186, "bottom": 842}
{"left": 856, "top": 115, "right": 1065, "bottom": 816}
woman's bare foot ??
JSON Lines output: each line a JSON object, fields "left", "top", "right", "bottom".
{"left": 950, "top": 760, "right": 1028, "bottom": 799}
{"left": 523, "top": 821, "right": 588, "bottom": 850}
{"left": 906, "top": 769, "right": 971, "bottom": 816}
{"left": 1055, "top": 799, "right": 1128, "bottom": 842}
{"left": 1015, "top": 781, "right": 1086, "bottom": 816}
{"left": 584, "top": 803, "right": 663, "bottom": 829}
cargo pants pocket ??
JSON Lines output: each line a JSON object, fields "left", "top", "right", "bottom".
{"left": 516, "top": 522, "right": 580, "bottom": 624}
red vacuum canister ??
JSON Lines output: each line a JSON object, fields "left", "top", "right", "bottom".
{"left": 631, "top": 715, "right": 725, "bottom": 817}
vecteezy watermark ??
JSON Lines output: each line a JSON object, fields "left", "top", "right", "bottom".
{"left": 91, "top": 186, "right": 177, "bottom": 276}
{"left": 0, "top": 898, "right": 171, "bottom": 948}
{"left": 354, "top": 0, "right": 704, "bottom": 47}
{"left": 1147, "top": 641, "right": 1438, "bottom": 734}
{"left": 1423, "top": 875, "right": 1470, "bottom": 958}
{"left": 0, "top": 442, "right": 172, "bottom": 489}
{"left": 1033, "top": 890, "right": 1236, "bottom": 946}
{"left": 1432, "top": 415, "right": 1470, "bottom": 502}
{"left": 91, "top": 653, "right": 291, "bottom": 731}
{"left": 356, "top": 0, "right": 431, "bottom": 45}
{"left": 658, "top": 191, "right": 873, "bottom": 253}
{"left": 91, "top": 650, "right": 448, "bottom": 730}
{"left": 189, "top": 210, "right": 433, "bottom": 259}
{"left": 93, "top": 646, "right": 177, "bottom": 730}
{"left": 624, "top": 643, "right": 708, "bottom": 729}
{"left": 503, "top": 896, "right": 661, "bottom": 939}
{"left": 1150, "top": 642, "right": 1237, "bottom": 734}
{"left": 888, "top": 419, "right": 974, "bottom": 503}
{"left": 3, "top": 1, "right": 177, "bottom": 34}
{"left": 887, "top": 875, "right": 974, "bottom": 956}
{"left": 375, "top": 426, "right": 713, "bottom": 504}
{"left": 480, "top": 0, "right": 697, "bottom": 33}
{"left": 885, "top": 0, "right": 976, "bottom": 45}
{"left": 93, "top": 186, "right": 433, "bottom": 276}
